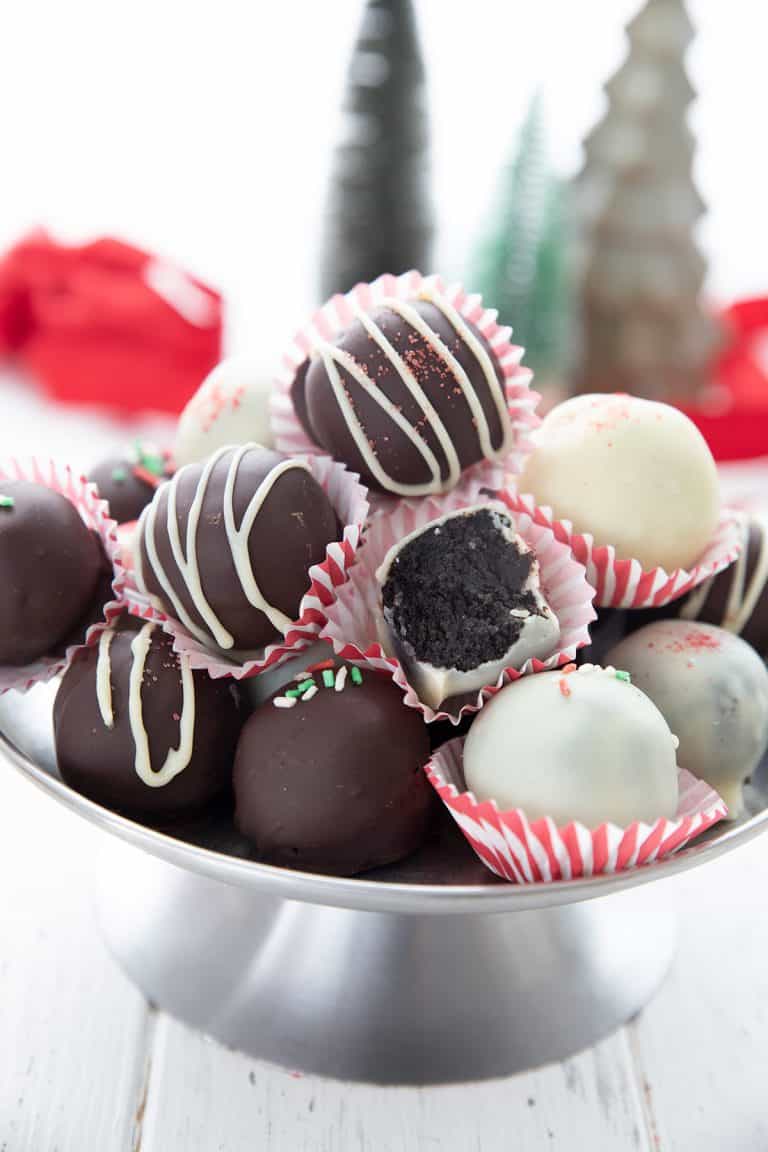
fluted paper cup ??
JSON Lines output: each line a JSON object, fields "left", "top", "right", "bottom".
{"left": 427, "top": 737, "right": 728, "bottom": 883}
{"left": 123, "top": 454, "right": 369, "bottom": 680}
{"left": 271, "top": 269, "right": 539, "bottom": 512}
{"left": 320, "top": 490, "right": 596, "bottom": 723}
{"left": 0, "top": 457, "right": 124, "bottom": 694}
{"left": 501, "top": 491, "right": 744, "bottom": 610}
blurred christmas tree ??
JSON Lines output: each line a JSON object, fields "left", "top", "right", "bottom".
{"left": 319, "top": 0, "right": 433, "bottom": 300}
{"left": 470, "top": 96, "right": 570, "bottom": 388}
{"left": 573, "top": 0, "right": 719, "bottom": 402}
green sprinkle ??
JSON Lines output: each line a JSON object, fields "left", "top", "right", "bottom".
{"left": 134, "top": 440, "right": 166, "bottom": 477}
{"left": 350, "top": 666, "right": 363, "bottom": 685}
{"left": 615, "top": 670, "right": 631, "bottom": 684}
{"left": 285, "top": 687, "right": 302, "bottom": 698}
{"left": 322, "top": 669, "right": 335, "bottom": 688}
{"left": 297, "top": 678, "right": 315, "bottom": 694}
{"left": 111, "top": 467, "right": 128, "bottom": 484}
{"left": 0, "top": 495, "right": 14, "bottom": 509}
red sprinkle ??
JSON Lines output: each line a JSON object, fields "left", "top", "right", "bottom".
{"left": 559, "top": 678, "right": 571, "bottom": 698}
{"left": 133, "top": 464, "right": 165, "bottom": 489}
{"left": 562, "top": 663, "right": 577, "bottom": 674}
{"left": 306, "top": 658, "right": 335, "bottom": 672}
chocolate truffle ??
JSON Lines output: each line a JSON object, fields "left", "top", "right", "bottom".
{"left": 464, "top": 665, "right": 679, "bottom": 826}
{"left": 233, "top": 662, "right": 433, "bottom": 875}
{"left": 376, "top": 505, "right": 560, "bottom": 710}
{"left": 607, "top": 621, "right": 768, "bottom": 819}
{"left": 672, "top": 515, "right": 768, "bottom": 658}
{"left": 174, "top": 358, "right": 275, "bottom": 467}
{"left": 54, "top": 619, "right": 243, "bottom": 820}
{"left": 0, "top": 480, "right": 105, "bottom": 665}
{"left": 89, "top": 442, "right": 173, "bottom": 524}
{"left": 519, "top": 394, "right": 720, "bottom": 571}
{"left": 135, "top": 445, "right": 339, "bottom": 654}
{"left": 294, "top": 289, "right": 513, "bottom": 496}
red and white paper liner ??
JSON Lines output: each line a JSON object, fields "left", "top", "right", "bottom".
{"left": 320, "top": 490, "right": 597, "bottom": 724}
{"left": 427, "top": 737, "right": 728, "bottom": 884}
{"left": 0, "top": 457, "right": 124, "bottom": 694}
{"left": 122, "top": 454, "right": 369, "bottom": 681}
{"left": 270, "top": 269, "right": 540, "bottom": 507}
{"left": 500, "top": 491, "right": 744, "bottom": 610}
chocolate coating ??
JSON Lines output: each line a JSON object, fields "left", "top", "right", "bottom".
{"left": 54, "top": 620, "right": 243, "bottom": 820}
{"left": 137, "top": 446, "right": 339, "bottom": 653}
{"left": 0, "top": 480, "right": 104, "bottom": 665}
{"left": 89, "top": 448, "right": 172, "bottom": 524}
{"left": 233, "top": 667, "right": 433, "bottom": 875}
{"left": 295, "top": 298, "right": 509, "bottom": 494}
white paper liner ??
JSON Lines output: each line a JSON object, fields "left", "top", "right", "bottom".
{"left": 320, "top": 490, "right": 597, "bottom": 723}
{"left": 503, "top": 491, "right": 745, "bottom": 610}
{"left": 270, "top": 269, "right": 540, "bottom": 508}
{"left": 0, "top": 457, "right": 124, "bottom": 694}
{"left": 122, "top": 454, "right": 369, "bottom": 680}
{"left": 427, "top": 737, "right": 728, "bottom": 883}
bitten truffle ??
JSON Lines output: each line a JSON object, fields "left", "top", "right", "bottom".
{"left": 293, "top": 289, "right": 513, "bottom": 496}
{"left": 54, "top": 619, "right": 242, "bottom": 820}
{"left": 0, "top": 480, "right": 105, "bottom": 665}
{"left": 135, "top": 444, "right": 339, "bottom": 653}
{"left": 233, "top": 662, "right": 433, "bottom": 875}
{"left": 376, "top": 505, "right": 559, "bottom": 710}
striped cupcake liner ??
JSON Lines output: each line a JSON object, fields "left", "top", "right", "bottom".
{"left": 501, "top": 491, "right": 744, "bottom": 610}
{"left": 0, "top": 457, "right": 125, "bottom": 694}
{"left": 427, "top": 737, "right": 728, "bottom": 884}
{"left": 270, "top": 269, "right": 540, "bottom": 507}
{"left": 320, "top": 489, "right": 597, "bottom": 724}
{"left": 122, "top": 454, "right": 369, "bottom": 680}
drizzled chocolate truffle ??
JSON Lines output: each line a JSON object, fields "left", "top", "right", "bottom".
{"left": 293, "top": 289, "right": 512, "bottom": 496}
{"left": 376, "top": 505, "right": 560, "bottom": 710}
{"left": 0, "top": 481, "right": 105, "bottom": 665}
{"left": 136, "top": 445, "right": 339, "bottom": 654}
{"left": 89, "top": 442, "right": 173, "bottom": 524}
{"left": 234, "top": 661, "right": 433, "bottom": 875}
{"left": 54, "top": 619, "right": 243, "bottom": 820}
{"left": 671, "top": 515, "right": 768, "bottom": 658}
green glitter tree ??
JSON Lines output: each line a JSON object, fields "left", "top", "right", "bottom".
{"left": 469, "top": 96, "right": 570, "bottom": 386}
{"left": 319, "top": 0, "right": 434, "bottom": 300}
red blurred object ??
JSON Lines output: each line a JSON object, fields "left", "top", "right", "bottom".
{"left": 0, "top": 231, "right": 222, "bottom": 415}
{"left": 681, "top": 297, "right": 768, "bottom": 461}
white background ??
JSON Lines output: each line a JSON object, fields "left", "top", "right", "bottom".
{"left": 1, "top": 0, "right": 766, "bottom": 385}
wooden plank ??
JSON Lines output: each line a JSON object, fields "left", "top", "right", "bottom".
{"left": 0, "top": 766, "right": 151, "bottom": 1152}
{"left": 139, "top": 1016, "right": 649, "bottom": 1152}
{"left": 629, "top": 838, "right": 768, "bottom": 1152}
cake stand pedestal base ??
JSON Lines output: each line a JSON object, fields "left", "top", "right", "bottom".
{"left": 96, "top": 839, "right": 677, "bottom": 1085}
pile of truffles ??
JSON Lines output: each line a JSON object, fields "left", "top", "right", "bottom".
{"left": 1, "top": 278, "right": 764, "bottom": 882}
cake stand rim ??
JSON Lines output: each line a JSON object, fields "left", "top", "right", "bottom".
{"left": 5, "top": 729, "right": 767, "bottom": 916}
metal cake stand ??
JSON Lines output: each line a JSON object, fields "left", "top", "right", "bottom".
{"left": 2, "top": 675, "right": 767, "bottom": 1085}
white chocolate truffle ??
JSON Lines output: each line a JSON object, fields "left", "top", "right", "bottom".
{"left": 607, "top": 620, "right": 768, "bottom": 819}
{"left": 464, "top": 665, "right": 679, "bottom": 825}
{"left": 174, "top": 358, "right": 274, "bottom": 467}
{"left": 376, "top": 505, "right": 560, "bottom": 710}
{"left": 519, "top": 394, "right": 719, "bottom": 571}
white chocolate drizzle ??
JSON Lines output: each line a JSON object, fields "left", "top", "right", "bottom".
{"left": 95, "top": 622, "right": 197, "bottom": 788}
{"left": 96, "top": 629, "right": 115, "bottom": 729}
{"left": 681, "top": 514, "right": 768, "bottom": 636}
{"left": 312, "top": 288, "right": 512, "bottom": 497}
{"left": 136, "top": 446, "right": 307, "bottom": 650}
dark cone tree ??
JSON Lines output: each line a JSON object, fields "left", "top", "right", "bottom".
{"left": 573, "top": 0, "right": 719, "bottom": 403}
{"left": 319, "top": 0, "right": 433, "bottom": 300}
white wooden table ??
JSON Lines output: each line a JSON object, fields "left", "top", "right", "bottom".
{"left": 1, "top": 379, "right": 767, "bottom": 1150}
